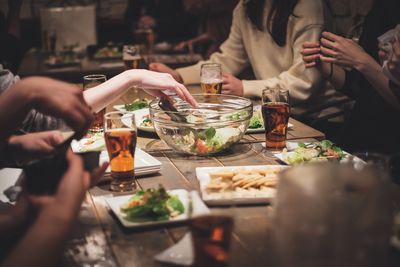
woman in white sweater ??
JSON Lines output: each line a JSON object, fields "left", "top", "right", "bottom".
{"left": 151, "top": 0, "right": 339, "bottom": 117}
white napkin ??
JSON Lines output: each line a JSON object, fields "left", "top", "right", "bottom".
{"left": 153, "top": 191, "right": 209, "bottom": 266}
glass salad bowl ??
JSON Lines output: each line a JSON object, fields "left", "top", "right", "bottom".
{"left": 149, "top": 94, "right": 253, "bottom": 156}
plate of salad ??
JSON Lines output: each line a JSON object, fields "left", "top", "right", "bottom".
{"left": 113, "top": 99, "right": 150, "bottom": 113}
{"left": 274, "top": 140, "right": 351, "bottom": 165}
{"left": 246, "top": 105, "right": 293, "bottom": 133}
{"left": 105, "top": 187, "right": 190, "bottom": 228}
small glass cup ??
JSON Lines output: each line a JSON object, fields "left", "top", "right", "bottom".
{"left": 200, "top": 63, "right": 222, "bottom": 94}
{"left": 83, "top": 74, "right": 107, "bottom": 133}
{"left": 123, "top": 45, "right": 142, "bottom": 70}
{"left": 190, "top": 213, "right": 234, "bottom": 267}
{"left": 104, "top": 112, "right": 137, "bottom": 192}
{"left": 273, "top": 163, "right": 392, "bottom": 267}
{"left": 261, "top": 88, "right": 290, "bottom": 150}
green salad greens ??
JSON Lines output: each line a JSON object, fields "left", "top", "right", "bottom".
{"left": 249, "top": 113, "right": 263, "bottom": 129}
{"left": 286, "top": 140, "right": 346, "bottom": 165}
{"left": 124, "top": 99, "right": 149, "bottom": 111}
{"left": 120, "top": 187, "right": 184, "bottom": 222}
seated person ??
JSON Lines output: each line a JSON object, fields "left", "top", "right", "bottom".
{"left": 301, "top": 0, "right": 400, "bottom": 154}
{"left": 150, "top": 0, "right": 342, "bottom": 120}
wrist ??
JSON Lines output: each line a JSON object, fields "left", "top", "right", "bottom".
{"left": 355, "top": 54, "right": 374, "bottom": 73}
{"left": 123, "top": 69, "right": 145, "bottom": 88}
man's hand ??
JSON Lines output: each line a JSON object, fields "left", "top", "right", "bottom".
{"left": 149, "top": 63, "right": 183, "bottom": 83}
{"left": 221, "top": 73, "right": 244, "bottom": 96}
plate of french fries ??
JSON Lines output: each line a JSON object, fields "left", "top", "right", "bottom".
{"left": 196, "top": 165, "right": 290, "bottom": 205}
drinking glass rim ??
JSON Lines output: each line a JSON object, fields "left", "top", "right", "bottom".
{"left": 201, "top": 63, "right": 221, "bottom": 69}
{"left": 262, "top": 88, "right": 289, "bottom": 95}
{"left": 83, "top": 74, "right": 107, "bottom": 81}
{"left": 104, "top": 111, "right": 135, "bottom": 120}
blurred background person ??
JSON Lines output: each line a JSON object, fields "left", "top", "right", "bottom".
{"left": 124, "top": 0, "right": 199, "bottom": 44}
{"left": 301, "top": 0, "right": 400, "bottom": 154}
{"left": 175, "top": 0, "right": 239, "bottom": 58}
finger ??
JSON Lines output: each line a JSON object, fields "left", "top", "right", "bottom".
{"left": 303, "top": 54, "right": 320, "bottom": 62}
{"left": 178, "top": 84, "right": 198, "bottom": 107}
{"left": 149, "top": 63, "right": 158, "bottom": 71}
{"left": 47, "top": 130, "right": 64, "bottom": 146}
{"left": 320, "top": 38, "right": 337, "bottom": 50}
{"left": 322, "top": 31, "right": 340, "bottom": 42}
{"left": 58, "top": 150, "right": 85, "bottom": 192}
{"left": 320, "top": 46, "right": 338, "bottom": 57}
{"left": 89, "top": 162, "right": 109, "bottom": 187}
{"left": 301, "top": 47, "right": 321, "bottom": 56}
{"left": 305, "top": 62, "right": 317, "bottom": 68}
{"left": 172, "top": 85, "right": 186, "bottom": 101}
{"left": 320, "top": 55, "right": 337, "bottom": 63}
{"left": 303, "top": 41, "right": 320, "bottom": 48}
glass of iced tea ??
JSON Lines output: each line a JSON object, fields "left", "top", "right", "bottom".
{"left": 123, "top": 45, "right": 142, "bottom": 69}
{"left": 83, "top": 74, "right": 107, "bottom": 133}
{"left": 190, "top": 214, "right": 234, "bottom": 267}
{"left": 104, "top": 112, "right": 137, "bottom": 192}
{"left": 201, "top": 63, "right": 223, "bottom": 94}
{"left": 261, "top": 88, "right": 290, "bottom": 150}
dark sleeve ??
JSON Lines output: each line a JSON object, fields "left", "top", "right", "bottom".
{"left": 389, "top": 80, "right": 400, "bottom": 102}
{"left": 338, "top": 69, "right": 358, "bottom": 99}
{"left": 0, "top": 34, "right": 23, "bottom": 73}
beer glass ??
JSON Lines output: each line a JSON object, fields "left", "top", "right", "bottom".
{"left": 200, "top": 63, "right": 223, "bottom": 94}
{"left": 83, "top": 74, "right": 107, "bottom": 132}
{"left": 273, "top": 163, "right": 392, "bottom": 267}
{"left": 261, "top": 88, "right": 290, "bottom": 150}
{"left": 104, "top": 112, "right": 137, "bottom": 192}
{"left": 123, "top": 45, "right": 142, "bottom": 69}
{"left": 190, "top": 214, "right": 234, "bottom": 267}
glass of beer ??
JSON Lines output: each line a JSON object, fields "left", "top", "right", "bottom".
{"left": 190, "top": 214, "right": 234, "bottom": 267}
{"left": 104, "top": 111, "right": 137, "bottom": 192}
{"left": 261, "top": 88, "right": 290, "bottom": 150}
{"left": 83, "top": 74, "right": 107, "bottom": 133}
{"left": 200, "top": 63, "right": 223, "bottom": 94}
{"left": 123, "top": 45, "right": 142, "bottom": 69}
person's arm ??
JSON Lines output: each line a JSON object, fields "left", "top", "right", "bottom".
{"left": 0, "top": 77, "right": 93, "bottom": 147}
{"left": 1, "top": 150, "right": 104, "bottom": 267}
{"left": 320, "top": 32, "right": 400, "bottom": 109}
{"left": 83, "top": 69, "right": 197, "bottom": 113}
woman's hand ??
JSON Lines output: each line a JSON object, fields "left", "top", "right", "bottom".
{"left": 221, "top": 73, "right": 243, "bottom": 96}
{"left": 301, "top": 42, "right": 321, "bottom": 68}
{"left": 149, "top": 63, "right": 183, "bottom": 83}
{"left": 132, "top": 69, "right": 197, "bottom": 106}
{"left": 319, "top": 32, "right": 370, "bottom": 71}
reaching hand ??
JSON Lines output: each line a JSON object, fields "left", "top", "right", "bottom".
{"left": 8, "top": 131, "right": 64, "bottom": 163}
{"left": 319, "top": 32, "right": 369, "bottom": 70}
{"left": 221, "top": 73, "right": 243, "bottom": 96}
{"left": 149, "top": 63, "right": 183, "bottom": 83}
{"left": 22, "top": 77, "right": 94, "bottom": 139}
{"left": 133, "top": 69, "right": 197, "bottom": 106}
{"left": 301, "top": 42, "right": 321, "bottom": 68}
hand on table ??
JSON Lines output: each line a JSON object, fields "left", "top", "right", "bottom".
{"left": 221, "top": 73, "right": 243, "bottom": 96}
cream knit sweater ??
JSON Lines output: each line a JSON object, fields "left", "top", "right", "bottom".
{"left": 177, "top": 0, "right": 340, "bottom": 116}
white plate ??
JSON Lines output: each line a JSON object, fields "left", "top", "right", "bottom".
{"left": 246, "top": 105, "right": 293, "bottom": 134}
{"left": 113, "top": 104, "right": 127, "bottom": 112}
{"left": 196, "top": 165, "right": 290, "bottom": 205}
{"left": 273, "top": 141, "right": 361, "bottom": 165}
{"left": 104, "top": 189, "right": 198, "bottom": 228}
{"left": 120, "top": 108, "right": 155, "bottom": 133}
{"left": 71, "top": 133, "right": 105, "bottom": 153}
{"left": 99, "top": 148, "right": 162, "bottom": 175}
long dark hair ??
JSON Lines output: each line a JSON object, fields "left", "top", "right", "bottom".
{"left": 244, "top": 0, "right": 299, "bottom": 46}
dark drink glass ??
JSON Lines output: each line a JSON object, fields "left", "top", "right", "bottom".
{"left": 83, "top": 74, "right": 107, "bottom": 133}
{"left": 104, "top": 112, "right": 137, "bottom": 192}
{"left": 262, "top": 88, "right": 290, "bottom": 150}
{"left": 123, "top": 45, "right": 142, "bottom": 69}
{"left": 190, "top": 215, "right": 234, "bottom": 267}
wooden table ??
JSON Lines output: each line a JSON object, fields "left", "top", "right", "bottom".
{"left": 61, "top": 90, "right": 400, "bottom": 267}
